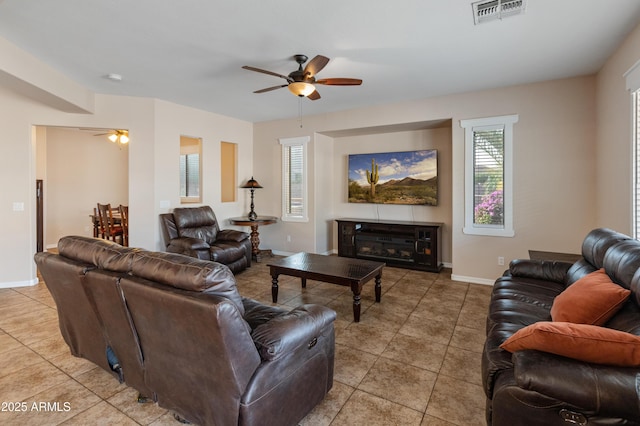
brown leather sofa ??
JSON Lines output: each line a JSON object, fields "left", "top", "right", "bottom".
{"left": 160, "top": 206, "right": 251, "bottom": 274}
{"left": 34, "top": 236, "right": 336, "bottom": 426}
{"left": 482, "top": 228, "right": 640, "bottom": 425}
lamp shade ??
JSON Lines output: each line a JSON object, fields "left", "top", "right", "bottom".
{"left": 242, "top": 177, "right": 263, "bottom": 189}
{"left": 288, "top": 82, "right": 315, "bottom": 97}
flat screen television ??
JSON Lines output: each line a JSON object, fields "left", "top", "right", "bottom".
{"left": 348, "top": 149, "right": 438, "bottom": 205}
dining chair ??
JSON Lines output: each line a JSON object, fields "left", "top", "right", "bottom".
{"left": 93, "top": 207, "right": 103, "bottom": 238}
{"left": 119, "top": 204, "right": 129, "bottom": 247}
{"left": 97, "top": 203, "right": 125, "bottom": 245}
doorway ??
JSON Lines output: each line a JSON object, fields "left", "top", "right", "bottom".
{"left": 35, "top": 126, "right": 129, "bottom": 249}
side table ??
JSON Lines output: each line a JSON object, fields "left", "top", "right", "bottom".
{"left": 229, "top": 216, "right": 278, "bottom": 262}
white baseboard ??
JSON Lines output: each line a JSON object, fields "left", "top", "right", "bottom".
{"left": 0, "top": 277, "right": 39, "bottom": 289}
{"left": 451, "top": 274, "right": 494, "bottom": 286}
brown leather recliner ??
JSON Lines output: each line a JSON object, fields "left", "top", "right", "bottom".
{"left": 34, "top": 236, "right": 336, "bottom": 426}
{"left": 160, "top": 205, "right": 251, "bottom": 273}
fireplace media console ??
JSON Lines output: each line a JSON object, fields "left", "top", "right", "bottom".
{"left": 336, "top": 218, "right": 443, "bottom": 272}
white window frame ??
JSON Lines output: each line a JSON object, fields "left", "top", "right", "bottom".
{"left": 279, "top": 136, "right": 309, "bottom": 222}
{"left": 179, "top": 136, "right": 202, "bottom": 204}
{"left": 625, "top": 59, "right": 640, "bottom": 238}
{"left": 632, "top": 90, "right": 639, "bottom": 239}
{"left": 460, "top": 114, "right": 518, "bottom": 237}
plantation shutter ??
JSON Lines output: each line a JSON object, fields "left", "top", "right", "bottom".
{"left": 625, "top": 61, "right": 640, "bottom": 239}
{"left": 180, "top": 153, "right": 200, "bottom": 198}
{"left": 284, "top": 145, "right": 304, "bottom": 215}
{"left": 635, "top": 91, "right": 640, "bottom": 238}
{"left": 473, "top": 127, "right": 504, "bottom": 226}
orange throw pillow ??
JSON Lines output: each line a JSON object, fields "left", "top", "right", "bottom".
{"left": 550, "top": 268, "right": 630, "bottom": 325}
{"left": 500, "top": 321, "right": 640, "bottom": 367}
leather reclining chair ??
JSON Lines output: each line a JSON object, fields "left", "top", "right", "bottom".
{"left": 35, "top": 236, "right": 336, "bottom": 426}
{"left": 160, "top": 205, "right": 251, "bottom": 274}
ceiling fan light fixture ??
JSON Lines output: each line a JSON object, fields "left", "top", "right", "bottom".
{"left": 288, "top": 81, "right": 315, "bottom": 97}
{"left": 243, "top": 54, "right": 361, "bottom": 101}
{"left": 108, "top": 130, "right": 129, "bottom": 144}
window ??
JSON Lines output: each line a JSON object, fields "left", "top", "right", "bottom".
{"left": 279, "top": 136, "right": 309, "bottom": 222}
{"left": 180, "top": 136, "right": 202, "bottom": 203}
{"left": 460, "top": 115, "right": 518, "bottom": 237}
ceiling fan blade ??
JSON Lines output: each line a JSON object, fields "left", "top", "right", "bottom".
{"left": 307, "top": 90, "right": 321, "bottom": 101}
{"left": 316, "top": 78, "right": 363, "bottom": 86}
{"left": 254, "top": 84, "right": 288, "bottom": 94}
{"left": 79, "top": 127, "right": 112, "bottom": 132}
{"left": 242, "top": 65, "right": 291, "bottom": 82}
{"left": 303, "top": 55, "right": 329, "bottom": 78}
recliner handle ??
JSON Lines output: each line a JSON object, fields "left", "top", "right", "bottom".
{"left": 559, "top": 409, "right": 587, "bottom": 425}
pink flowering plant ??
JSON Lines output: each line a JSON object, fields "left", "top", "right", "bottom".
{"left": 474, "top": 190, "right": 503, "bottom": 225}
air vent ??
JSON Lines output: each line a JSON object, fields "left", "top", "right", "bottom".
{"left": 472, "top": 0, "right": 526, "bottom": 25}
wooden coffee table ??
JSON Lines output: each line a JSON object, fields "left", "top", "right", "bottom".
{"left": 267, "top": 252, "right": 385, "bottom": 322}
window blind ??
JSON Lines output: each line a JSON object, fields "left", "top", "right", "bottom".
{"left": 635, "top": 91, "right": 640, "bottom": 238}
{"left": 180, "top": 153, "right": 200, "bottom": 198}
{"left": 284, "top": 145, "right": 303, "bottom": 215}
{"left": 473, "top": 128, "right": 504, "bottom": 226}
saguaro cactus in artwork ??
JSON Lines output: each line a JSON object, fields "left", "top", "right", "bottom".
{"left": 366, "top": 158, "right": 379, "bottom": 197}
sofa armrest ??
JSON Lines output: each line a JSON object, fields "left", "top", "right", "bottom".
{"left": 251, "top": 304, "right": 337, "bottom": 361}
{"left": 217, "top": 229, "right": 249, "bottom": 242}
{"left": 513, "top": 350, "right": 640, "bottom": 420}
{"left": 242, "top": 297, "right": 288, "bottom": 331}
{"left": 508, "top": 259, "right": 573, "bottom": 284}
{"left": 166, "top": 237, "right": 210, "bottom": 259}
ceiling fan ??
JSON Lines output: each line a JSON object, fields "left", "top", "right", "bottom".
{"left": 242, "top": 54, "right": 362, "bottom": 100}
{"left": 83, "top": 128, "right": 130, "bottom": 145}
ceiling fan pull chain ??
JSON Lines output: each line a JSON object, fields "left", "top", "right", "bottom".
{"left": 298, "top": 97, "right": 303, "bottom": 128}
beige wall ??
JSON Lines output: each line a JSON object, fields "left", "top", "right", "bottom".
{"left": 254, "top": 75, "right": 598, "bottom": 283}
{"left": 0, "top": 39, "right": 254, "bottom": 287}
{"left": 596, "top": 21, "right": 640, "bottom": 233}
{"left": 4, "top": 20, "right": 640, "bottom": 286}
{"left": 152, "top": 99, "right": 255, "bottom": 225}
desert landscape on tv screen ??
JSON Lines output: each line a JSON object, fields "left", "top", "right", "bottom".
{"left": 348, "top": 149, "right": 438, "bottom": 206}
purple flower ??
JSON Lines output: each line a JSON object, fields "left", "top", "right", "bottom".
{"left": 475, "top": 190, "right": 503, "bottom": 225}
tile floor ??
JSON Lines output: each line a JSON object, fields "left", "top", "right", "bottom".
{"left": 0, "top": 256, "right": 491, "bottom": 425}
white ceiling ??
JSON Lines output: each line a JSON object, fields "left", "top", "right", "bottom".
{"left": 1, "top": 0, "right": 640, "bottom": 123}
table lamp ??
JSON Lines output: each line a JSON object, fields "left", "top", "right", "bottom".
{"left": 241, "top": 176, "right": 263, "bottom": 220}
